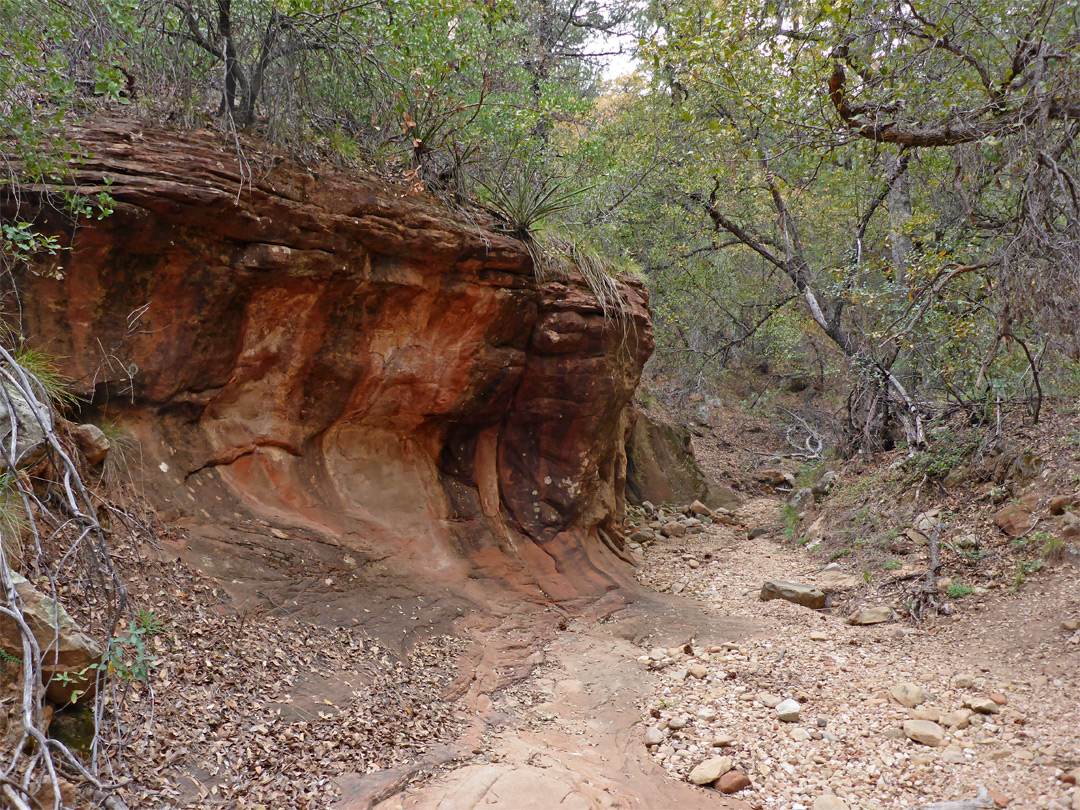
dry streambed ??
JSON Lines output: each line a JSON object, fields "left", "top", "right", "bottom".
{"left": 630, "top": 498, "right": 1080, "bottom": 810}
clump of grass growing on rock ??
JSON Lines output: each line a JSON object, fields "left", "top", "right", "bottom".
{"left": 12, "top": 344, "right": 78, "bottom": 410}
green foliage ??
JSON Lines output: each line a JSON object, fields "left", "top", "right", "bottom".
{"left": 0, "top": 649, "right": 22, "bottom": 665}
{"left": 54, "top": 612, "right": 162, "bottom": 702}
{"left": 479, "top": 168, "right": 591, "bottom": 241}
{"left": 1039, "top": 533, "right": 1065, "bottom": 562}
{"left": 780, "top": 503, "right": 799, "bottom": 537}
{"left": 946, "top": 582, "right": 973, "bottom": 599}
{"left": 102, "top": 619, "right": 158, "bottom": 682}
{"left": 134, "top": 607, "right": 166, "bottom": 637}
{"left": 905, "top": 431, "right": 981, "bottom": 481}
{"left": 883, "top": 559, "right": 901, "bottom": 571}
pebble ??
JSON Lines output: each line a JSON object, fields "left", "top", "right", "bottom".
{"left": 903, "top": 719, "right": 946, "bottom": 746}
{"left": 632, "top": 497, "right": 1077, "bottom": 810}
{"left": 668, "top": 716, "right": 688, "bottom": 730}
{"left": 813, "top": 796, "right": 849, "bottom": 810}
{"left": 644, "top": 726, "right": 664, "bottom": 746}
{"left": 688, "top": 755, "right": 732, "bottom": 785}
{"left": 890, "top": 682, "right": 930, "bottom": 708}
{"left": 911, "top": 707, "right": 941, "bottom": 723}
{"left": 941, "top": 744, "right": 967, "bottom": 763}
{"left": 942, "top": 708, "right": 973, "bottom": 729}
{"left": 716, "top": 770, "right": 751, "bottom": 794}
{"left": 964, "top": 696, "right": 1001, "bottom": 714}
{"left": 848, "top": 606, "right": 894, "bottom": 625}
{"left": 776, "top": 699, "right": 801, "bottom": 722}
{"left": 689, "top": 663, "right": 708, "bottom": 679}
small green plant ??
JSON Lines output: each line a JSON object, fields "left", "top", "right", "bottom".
{"left": 829, "top": 548, "right": 852, "bottom": 560}
{"left": 134, "top": 607, "right": 165, "bottom": 637}
{"left": 102, "top": 620, "right": 158, "bottom": 682}
{"left": 0, "top": 649, "right": 22, "bottom": 665}
{"left": 780, "top": 503, "right": 799, "bottom": 537}
{"left": 884, "top": 558, "right": 902, "bottom": 570}
{"left": 1021, "top": 559, "right": 1045, "bottom": 575}
{"left": 862, "top": 569, "right": 873, "bottom": 584}
{"left": 478, "top": 170, "right": 589, "bottom": 241}
{"left": 946, "top": 582, "right": 973, "bottom": 598}
{"left": 1039, "top": 534, "right": 1064, "bottom": 562}
{"left": 98, "top": 419, "right": 138, "bottom": 485}
{"left": 52, "top": 614, "right": 162, "bottom": 702}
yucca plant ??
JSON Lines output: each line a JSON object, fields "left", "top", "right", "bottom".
{"left": 477, "top": 174, "right": 590, "bottom": 241}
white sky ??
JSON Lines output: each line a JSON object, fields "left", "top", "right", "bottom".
{"left": 594, "top": 31, "right": 640, "bottom": 80}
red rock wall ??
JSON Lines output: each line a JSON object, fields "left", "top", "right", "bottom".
{"left": 6, "top": 120, "right": 653, "bottom": 612}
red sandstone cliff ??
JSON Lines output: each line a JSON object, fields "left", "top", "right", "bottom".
{"left": 5, "top": 120, "right": 653, "bottom": 626}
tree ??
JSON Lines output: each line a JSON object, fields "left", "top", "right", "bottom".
{"left": 582, "top": 0, "right": 1080, "bottom": 447}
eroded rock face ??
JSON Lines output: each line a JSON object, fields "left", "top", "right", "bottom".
{"left": 9, "top": 119, "right": 653, "bottom": 618}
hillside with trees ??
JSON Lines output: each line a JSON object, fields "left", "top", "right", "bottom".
{"left": 2, "top": 1, "right": 1079, "bottom": 809}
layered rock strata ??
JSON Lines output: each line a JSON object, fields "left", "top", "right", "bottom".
{"left": 7, "top": 120, "right": 652, "bottom": 621}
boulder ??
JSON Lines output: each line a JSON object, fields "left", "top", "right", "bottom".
{"left": 759, "top": 469, "right": 795, "bottom": 487}
{"left": 13, "top": 120, "right": 658, "bottom": 609}
{"left": 1061, "top": 512, "right": 1080, "bottom": 543}
{"left": 848, "top": 606, "right": 894, "bottom": 625}
{"left": 760, "top": 580, "right": 827, "bottom": 609}
{"left": 0, "top": 384, "right": 53, "bottom": 470}
{"left": 810, "top": 470, "right": 837, "bottom": 497}
{"left": 0, "top": 573, "right": 101, "bottom": 703}
{"left": 70, "top": 423, "right": 110, "bottom": 465}
{"left": 626, "top": 410, "right": 734, "bottom": 510}
{"left": 963, "top": 696, "right": 1000, "bottom": 714}
{"left": 1048, "top": 492, "right": 1080, "bottom": 516}
{"left": 747, "top": 524, "right": 779, "bottom": 540}
{"left": 689, "top": 500, "right": 711, "bottom": 517}
{"left": 707, "top": 484, "right": 743, "bottom": 512}
{"left": 994, "top": 504, "right": 1034, "bottom": 537}
{"left": 912, "top": 509, "right": 941, "bottom": 538}
{"left": 816, "top": 569, "right": 862, "bottom": 591}
{"left": 661, "top": 522, "right": 687, "bottom": 538}
{"left": 941, "top": 709, "right": 973, "bottom": 729}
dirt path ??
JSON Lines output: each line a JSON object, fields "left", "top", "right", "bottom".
{"left": 375, "top": 496, "right": 1078, "bottom": 810}
{"left": 631, "top": 497, "right": 1080, "bottom": 810}
{"left": 370, "top": 595, "right": 759, "bottom": 810}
